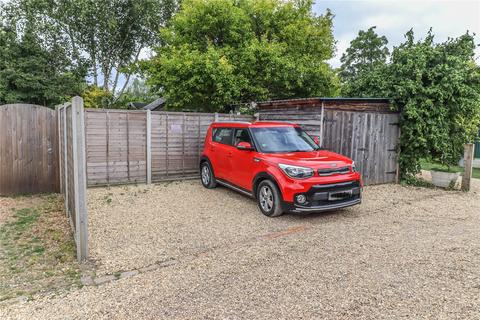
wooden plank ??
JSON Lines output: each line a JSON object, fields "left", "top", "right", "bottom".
{"left": 461, "top": 143, "right": 474, "bottom": 191}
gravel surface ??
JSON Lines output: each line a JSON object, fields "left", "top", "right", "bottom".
{"left": 1, "top": 180, "right": 479, "bottom": 319}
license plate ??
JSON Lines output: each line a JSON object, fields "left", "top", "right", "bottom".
{"left": 328, "top": 190, "right": 353, "bottom": 201}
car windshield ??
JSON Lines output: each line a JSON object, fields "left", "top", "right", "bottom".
{"left": 250, "top": 126, "right": 320, "bottom": 153}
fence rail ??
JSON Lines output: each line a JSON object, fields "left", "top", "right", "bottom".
{"left": 57, "top": 97, "right": 88, "bottom": 262}
{"left": 85, "top": 109, "right": 253, "bottom": 186}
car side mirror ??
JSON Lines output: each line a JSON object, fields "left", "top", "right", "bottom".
{"left": 237, "top": 141, "right": 253, "bottom": 151}
{"left": 313, "top": 136, "right": 320, "bottom": 146}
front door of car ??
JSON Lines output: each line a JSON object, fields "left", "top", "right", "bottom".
{"left": 210, "top": 127, "right": 234, "bottom": 179}
{"left": 228, "top": 128, "right": 256, "bottom": 191}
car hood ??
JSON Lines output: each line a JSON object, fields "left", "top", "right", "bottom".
{"left": 261, "top": 150, "right": 353, "bottom": 169}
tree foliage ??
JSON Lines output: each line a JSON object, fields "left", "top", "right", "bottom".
{"left": 339, "top": 26, "right": 389, "bottom": 84}
{"left": 0, "top": 13, "right": 86, "bottom": 106}
{"left": 341, "top": 28, "right": 480, "bottom": 178}
{"left": 142, "top": 0, "right": 338, "bottom": 112}
{"left": 4, "top": 0, "right": 179, "bottom": 103}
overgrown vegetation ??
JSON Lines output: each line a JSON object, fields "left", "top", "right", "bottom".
{"left": 0, "top": 194, "right": 80, "bottom": 302}
{"left": 340, "top": 28, "right": 480, "bottom": 179}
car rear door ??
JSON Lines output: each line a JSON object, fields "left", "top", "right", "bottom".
{"left": 228, "top": 128, "right": 256, "bottom": 191}
{"left": 210, "top": 127, "right": 234, "bottom": 179}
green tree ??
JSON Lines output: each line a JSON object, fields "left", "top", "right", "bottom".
{"left": 5, "top": 0, "right": 179, "bottom": 103}
{"left": 142, "top": 0, "right": 338, "bottom": 112}
{"left": 339, "top": 26, "right": 389, "bottom": 96}
{"left": 341, "top": 28, "right": 480, "bottom": 178}
{"left": 0, "top": 19, "right": 86, "bottom": 106}
{"left": 389, "top": 31, "right": 480, "bottom": 176}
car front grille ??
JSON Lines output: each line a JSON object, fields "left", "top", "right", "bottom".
{"left": 317, "top": 166, "right": 350, "bottom": 176}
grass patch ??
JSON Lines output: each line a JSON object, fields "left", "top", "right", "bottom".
{"left": 420, "top": 159, "right": 480, "bottom": 179}
{"left": 0, "top": 194, "right": 81, "bottom": 302}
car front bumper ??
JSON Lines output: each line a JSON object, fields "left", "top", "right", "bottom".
{"left": 283, "top": 180, "right": 362, "bottom": 213}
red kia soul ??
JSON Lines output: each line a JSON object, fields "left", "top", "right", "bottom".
{"left": 199, "top": 121, "right": 362, "bottom": 217}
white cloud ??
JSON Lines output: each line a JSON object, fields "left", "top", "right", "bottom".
{"left": 318, "top": 0, "right": 480, "bottom": 67}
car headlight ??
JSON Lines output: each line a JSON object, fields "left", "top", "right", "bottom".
{"left": 278, "top": 163, "right": 314, "bottom": 179}
{"left": 351, "top": 161, "right": 357, "bottom": 172}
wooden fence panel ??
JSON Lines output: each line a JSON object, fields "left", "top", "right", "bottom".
{"left": 0, "top": 104, "right": 59, "bottom": 195}
{"left": 84, "top": 110, "right": 253, "bottom": 186}
{"left": 85, "top": 110, "right": 148, "bottom": 186}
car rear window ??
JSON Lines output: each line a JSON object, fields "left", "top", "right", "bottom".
{"left": 212, "top": 127, "right": 233, "bottom": 145}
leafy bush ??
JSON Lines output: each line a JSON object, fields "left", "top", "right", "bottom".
{"left": 341, "top": 29, "right": 480, "bottom": 179}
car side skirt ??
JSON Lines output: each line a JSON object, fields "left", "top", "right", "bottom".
{"left": 216, "top": 179, "right": 254, "bottom": 198}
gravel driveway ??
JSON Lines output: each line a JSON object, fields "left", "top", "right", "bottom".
{"left": 1, "top": 180, "right": 479, "bottom": 319}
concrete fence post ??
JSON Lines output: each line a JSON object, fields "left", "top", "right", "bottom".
{"left": 72, "top": 96, "right": 88, "bottom": 262}
{"left": 56, "top": 106, "right": 63, "bottom": 194}
{"left": 146, "top": 110, "right": 152, "bottom": 184}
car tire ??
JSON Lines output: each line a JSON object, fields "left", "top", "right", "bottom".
{"left": 200, "top": 161, "right": 217, "bottom": 189}
{"left": 256, "top": 180, "right": 284, "bottom": 217}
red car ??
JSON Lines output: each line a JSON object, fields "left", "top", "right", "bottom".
{"left": 199, "top": 121, "right": 362, "bottom": 217}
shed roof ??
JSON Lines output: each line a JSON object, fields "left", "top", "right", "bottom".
{"left": 256, "top": 97, "right": 394, "bottom": 113}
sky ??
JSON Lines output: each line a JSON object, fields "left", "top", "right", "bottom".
{"left": 313, "top": 0, "right": 480, "bottom": 67}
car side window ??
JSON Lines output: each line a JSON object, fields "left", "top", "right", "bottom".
{"left": 212, "top": 127, "right": 233, "bottom": 145}
{"left": 234, "top": 129, "right": 252, "bottom": 146}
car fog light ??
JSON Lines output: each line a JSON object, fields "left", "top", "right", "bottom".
{"left": 296, "top": 194, "right": 307, "bottom": 204}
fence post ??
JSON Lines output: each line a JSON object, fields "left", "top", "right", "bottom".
{"left": 56, "top": 105, "right": 63, "bottom": 194}
{"left": 214, "top": 112, "right": 219, "bottom": 122}
{"left": 461, "top": 143, "right": 474, "bottom": 191}
{"left": 62, "top": 105, "right": 69, "bottom": 217}
{"left": 146, "top": 109, "right": 152, "bottom": 184}
{"left": 319, "top": 102, "right": 325, "bottom": 147}
{"left": 72, "top": 96, "right": 88, "bottom": 261}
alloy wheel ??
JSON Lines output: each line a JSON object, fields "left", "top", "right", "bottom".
{"left": 259, "top": 185, "right": 274, "bottom": 212}
{"left": 201, "top": 165, "right": 210, "bottom": 185}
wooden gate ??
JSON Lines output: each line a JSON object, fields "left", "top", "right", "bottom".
{"left": 321, "top": 110, "right": 399, "bottom": 185}
{"left": 0, "top": 104, "right": 59, "bottom": 195}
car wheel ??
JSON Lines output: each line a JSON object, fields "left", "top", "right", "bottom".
{"left": 256, "top": 180, "right": 284, "bottom": 217}
{"left": 200, "top": 162, "right": 217, "bottom": 189}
